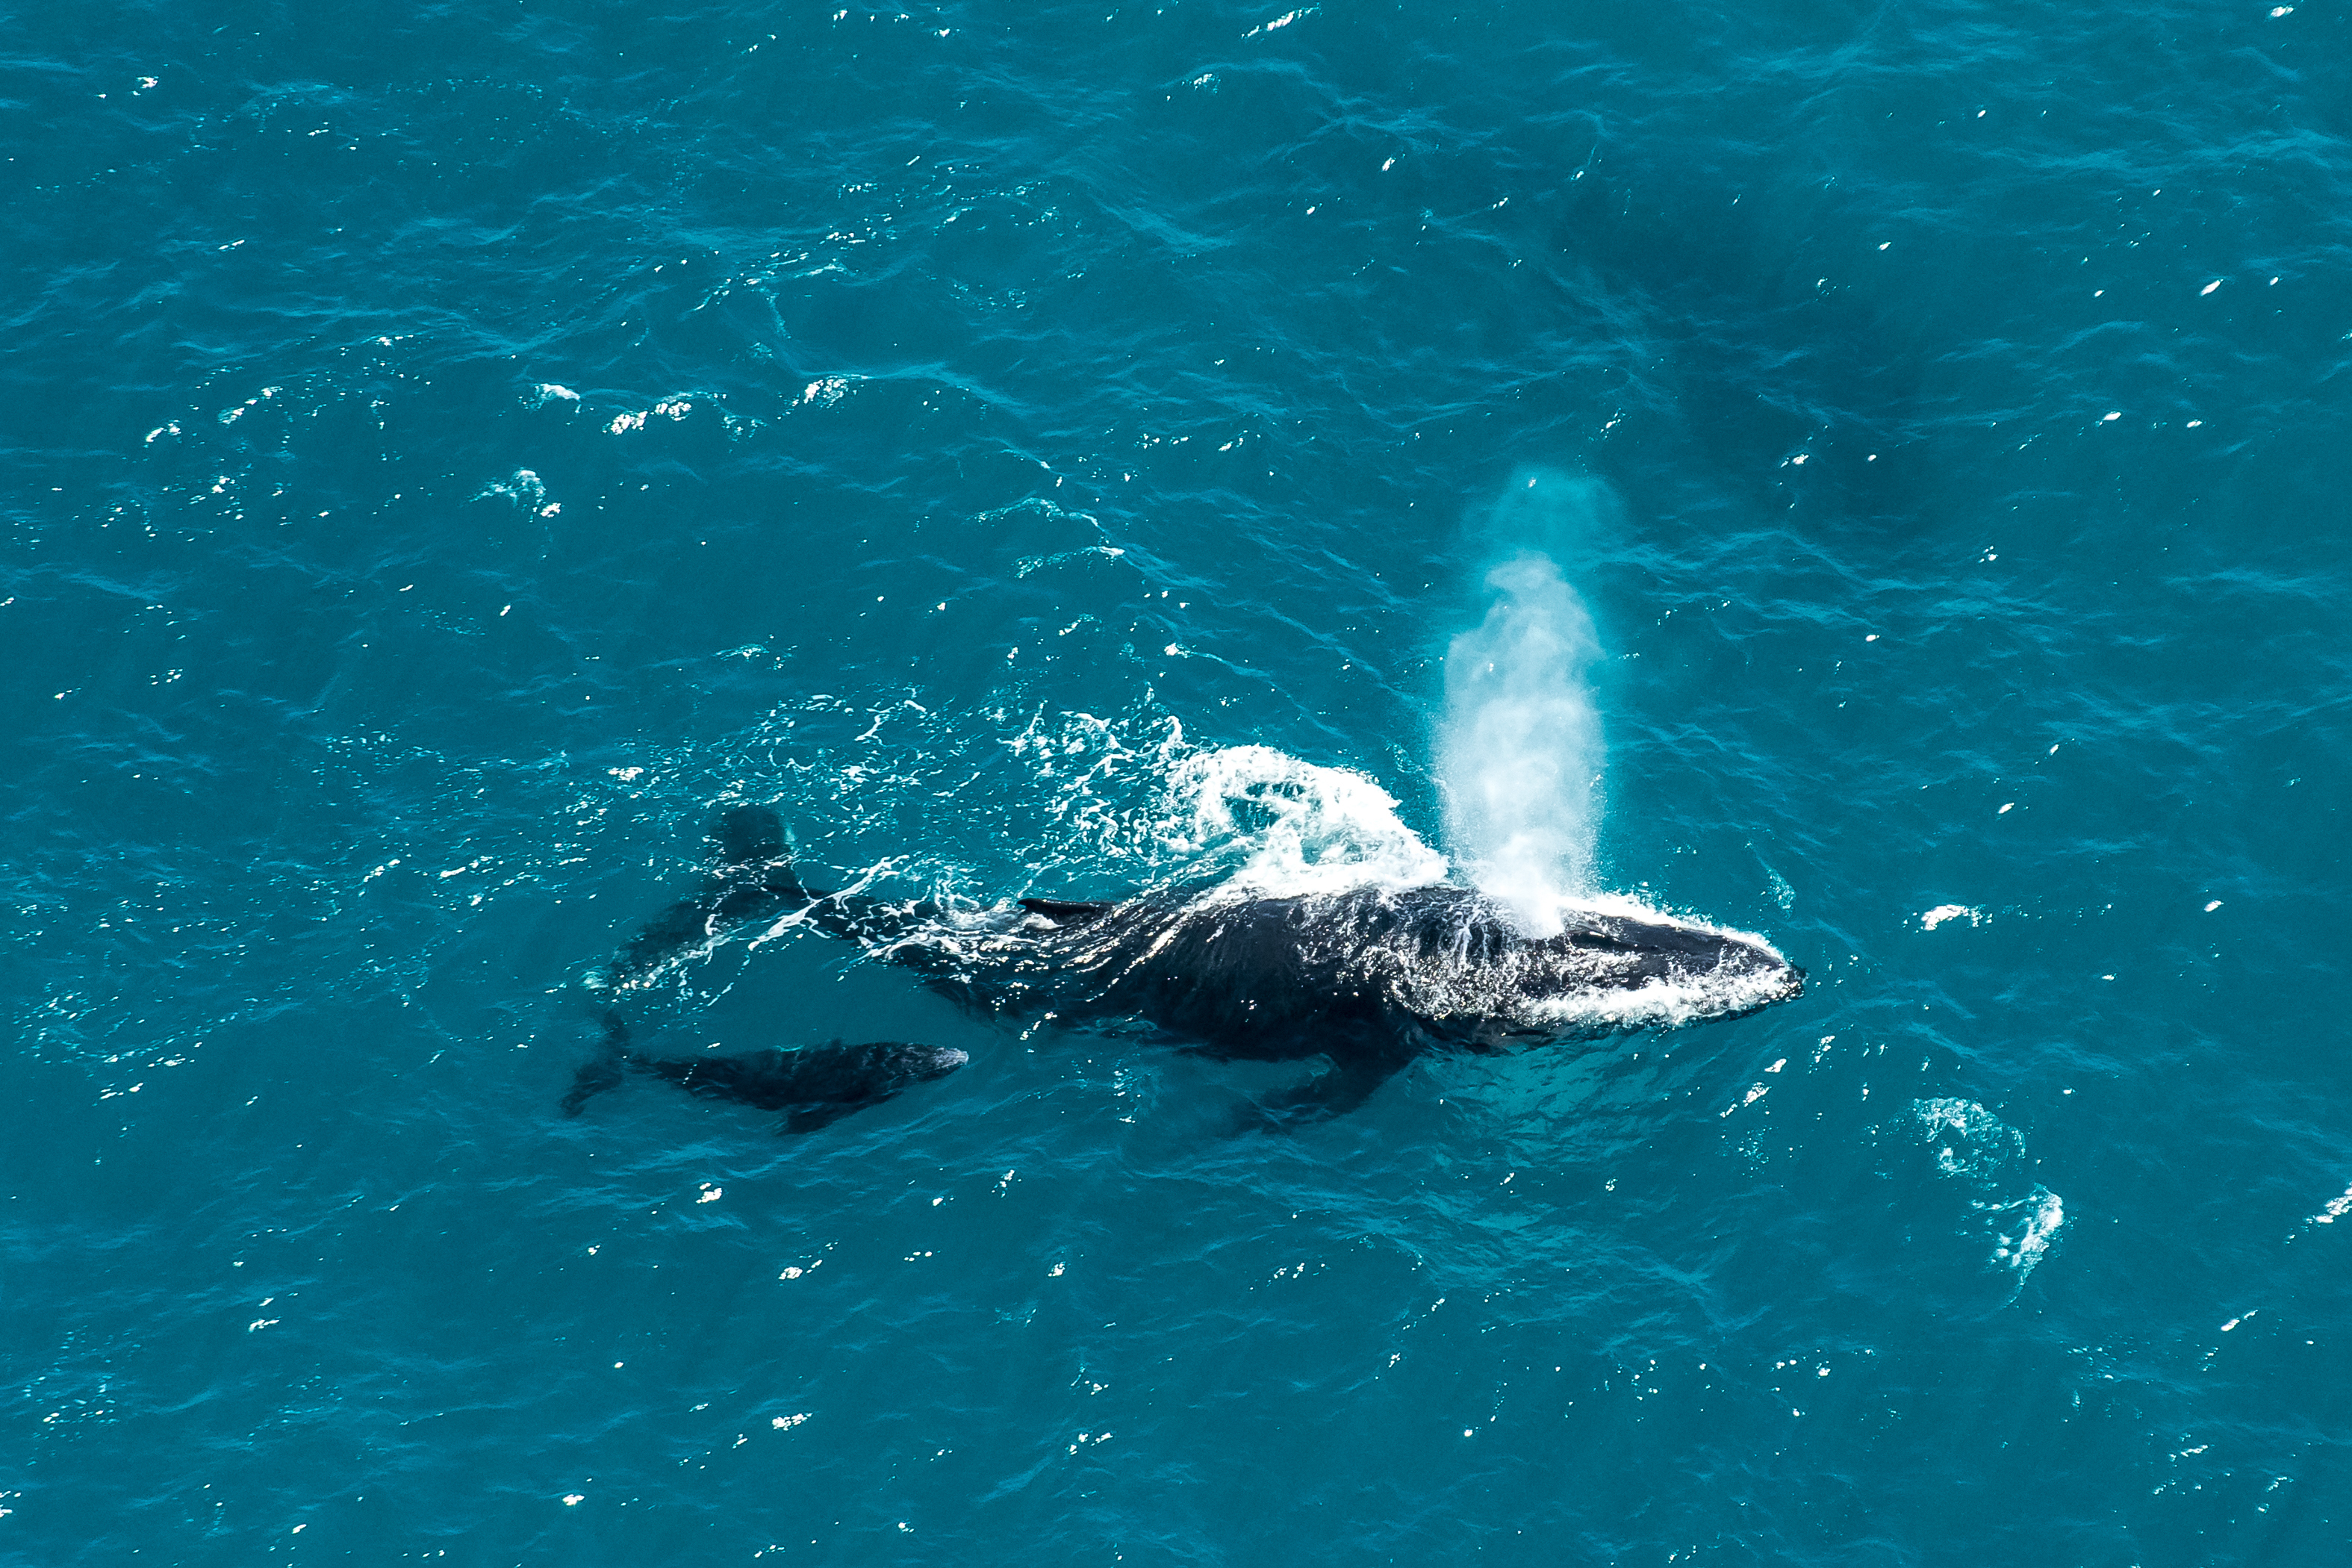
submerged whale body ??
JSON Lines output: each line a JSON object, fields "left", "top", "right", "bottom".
{"left": 561, "top": 1021, "right": 968, "bottom": 1133}
{"left": 591, "top": 806, "right": 1804, "bottom": 1122}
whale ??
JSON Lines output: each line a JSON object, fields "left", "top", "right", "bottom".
{"left": 561, "top": 1009, "right": 968, "bottom": 1132}
{"left": 584, "top": 806, "right": 1804, "bottom": 1122}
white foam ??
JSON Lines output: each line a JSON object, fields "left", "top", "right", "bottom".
{"left": 1920, "top": 903, "right": 1982, "bottom": 930}
{"left": 473, "top": 469, "right": 548, "bottom": 511}
{"left": 1243, "top": 5, "right": 1317, "bottom": 36}
{"left": 1911, "top": 1098, "right": 2065, "bottom": 1282}
{"left": 608, "top": 398, "right": 693, "bottom": 434}
{"left": 801, "top": 376, "right": 853, "bottom": 407}
{"left": 1987, "top": 1187, "right": 2065, "bottom": 1278}
{"left": 1166, "top": 745, "right": 1448, "bottom": 899}
{"left": 1914, "top": 1096, "right": 2025, "bottom": 1175}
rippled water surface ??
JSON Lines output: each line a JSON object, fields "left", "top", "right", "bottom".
{"left": 6, "top": 1, "right": 2351, "bottom": 1562}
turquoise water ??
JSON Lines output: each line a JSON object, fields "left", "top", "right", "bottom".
{"left": 7, "top": 0, "right": 2351, "bottom": 1561}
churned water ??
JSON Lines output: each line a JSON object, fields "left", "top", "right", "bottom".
{"left": 5, "top": 0, "right": 2350, "bottom": 1563}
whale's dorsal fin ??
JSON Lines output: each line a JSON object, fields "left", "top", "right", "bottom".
{"left": 1019, "top": 897, "right": 1115, "bottom": 926}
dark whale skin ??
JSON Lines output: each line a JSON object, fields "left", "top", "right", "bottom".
{"left": 993, "top": 883, "right": 1802, "bottom": 1054}
{"left": 561, "top": 1028, "right": 968, "bottom": 1133}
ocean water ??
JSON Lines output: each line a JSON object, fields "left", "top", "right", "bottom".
{"left": 6, "top": 0, "right": 2351, "bottom": 1561}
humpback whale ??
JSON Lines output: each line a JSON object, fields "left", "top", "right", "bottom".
{"left": 581, "top": 806, "right": 1803, "bottom": 1122}
{"left": 561, "top": 1012, "right": 968, "bottom": 1130}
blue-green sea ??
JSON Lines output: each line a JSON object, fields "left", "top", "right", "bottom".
{"left": 7, "top": 1, "right": 2351, "bottom": 1562}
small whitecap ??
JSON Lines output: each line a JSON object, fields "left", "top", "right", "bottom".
{"left": 474, "top": 469, "right": 547, "bottom": 508}
{"left": 1245, "top": 5, "right": 1316, "bottom": 34}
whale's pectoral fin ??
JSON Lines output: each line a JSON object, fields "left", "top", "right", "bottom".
{"left": 1018, "top": 897, "right": 1115, "bottom": 926}
{"left": 606, "top": 895, "right": 725, "bottom": 983}
{"left": 1249, "top": 1048, "right": 1412, "bottom": 1128}
{"left": 561, "top": 1010, "right": 633, "bottom": 1117}
{"left": 782, "top": 1095, "right": 895, "bottom": 1135}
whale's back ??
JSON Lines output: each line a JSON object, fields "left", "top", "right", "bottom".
{"left": 1013, "top": 881, "right": 1801, "bottom": 1051}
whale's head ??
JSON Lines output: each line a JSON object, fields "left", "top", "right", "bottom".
{"left": 865, "top": 1042, "right": 971, "bottom": 1086}
{"left": 1529, "top": 906, "right": 1802, "bottom": 1024}
{"left": 1375, "top": 887, "right": 1804, "bottom": 1042}
{"left": 913, "top": 1044, "right": 971, "bottom": 1080}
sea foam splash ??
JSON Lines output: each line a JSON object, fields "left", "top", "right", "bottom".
{"left": 1439, "top": 474, "right": 1614, "bottom": 936}
{"left": 1166, "top": 744, "right": 1447, "bottom": 899}
{"left": 1912, "top": 1097, "right": 2067, "bottom": 1289}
